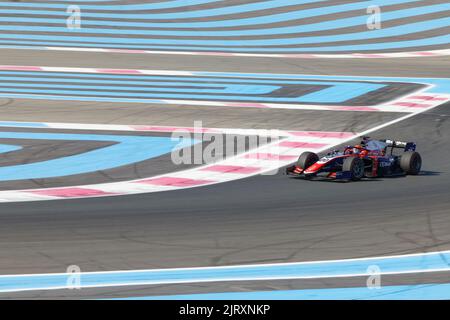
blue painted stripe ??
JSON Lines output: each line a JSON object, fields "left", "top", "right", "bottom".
{"left": 0, "top": 71, "right": 388, "bottom": 103}
{"left": 0, "top": 0, "right": 327, "bottom": 19}
{"left": 0, "top": 71, "right": 444, "bottom": 95}
{"left": 0, "top": 0, "right": 223, "bottom": 10}
{"left": 119, "top": 283, "right": 450, "bottom": 300}
{"left": 0, "top": 93, "right": 164, "bottom": 104}
{"left": 0, "top": 74, "right": 334, "bottom": 85}
{"left": 0, "top": 132, "right": 198, "bottom": 181}
{"left": 0, "top": 144, "right": 21, "bottom": 154}
{"left": 0, "top": 121, "right": 49, "bottom": 128}
{"left": 0, "top": 81, "right": 384, "bottom": 103}
{"left": 0, "top": 82, "right": 281, "bottom": 95}
{"left": 0, "top": 0, "right": 418, "bottom": 28}
{"left": 190, "top": 71, "right": 450, "bottom": 94}
{"left": 1, "top": 4, "right": 446, "bottom": 37}
{"left": 0, "top": 72, "right": 446, "bottom": 106}
{"left": 1, "top": 17, "right": 447, "bottom": 47}
{"left": 0, "top": 71, "right": 394, "bottom": 85}
{"left": 0, "top": 69, "right": 444, "bottom": 90}
{"left": 0, "top": 251, "right": 449, "bottom": 293}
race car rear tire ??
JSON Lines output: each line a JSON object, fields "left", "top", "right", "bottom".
{"left": 296, "top": 152, "right": 319, "bottom": 170}
{"left": 342, "top": 157, "right": 365, "bottom": 181}
{"left": 400, "top": 151, "right": 422, "bottom": 175}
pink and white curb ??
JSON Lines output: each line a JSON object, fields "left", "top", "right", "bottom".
{"left": 38, "top": 47, "right": 450, "bottom": 59}
{"left": 0, "top": 122, "right": 358, "bottom": 203}
{"left": 0, "top": 65, "right": 448, "bottom": 113}
{"left": 376, "top": 92, "right": 450, "bottom": 112}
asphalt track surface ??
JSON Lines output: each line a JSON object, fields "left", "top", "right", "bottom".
{"left": 0, "top": 0, "right": 448, "bottom": 299}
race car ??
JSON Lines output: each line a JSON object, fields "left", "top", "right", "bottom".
{"left": 286, "top": 137, "right": 422, "bottom": 181}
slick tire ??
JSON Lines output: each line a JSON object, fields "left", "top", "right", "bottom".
{"left": 400, "top": 151, "right": 422, "bottom": 175}
{"left": 343, "top": 157, "right": 365, "bottom": 181}
{"left": 297, "top": 152, "right": 319, "bottom": 170}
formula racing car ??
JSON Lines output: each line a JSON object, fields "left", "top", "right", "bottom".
{"left": 286, "top": 137, "right": 422, "bottom": 181}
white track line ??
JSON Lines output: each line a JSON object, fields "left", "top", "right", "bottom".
{"left": 39, "top": 47, "right": 450, "bottom": 59}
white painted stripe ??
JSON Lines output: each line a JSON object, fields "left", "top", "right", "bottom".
{"left": 0, "top": 192, "right": 57, "bottom": 202}
{"left": 41, "top": 46, "right": 450, "bottom": 59}
{"left": 0, "top": 120, "right": 359, "bottom": 141}
{"left": 2, "top": 249, "right": 449, "bottom": 278}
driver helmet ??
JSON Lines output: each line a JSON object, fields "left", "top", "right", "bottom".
{"left": 361, "top": 136, "right": 370, "bottom": 146}
{"left": 353, "top": 144, "right": 363, "bottom": 154}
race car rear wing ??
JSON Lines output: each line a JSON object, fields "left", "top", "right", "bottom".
{"left": 382, "top": 139, "right": 416, "bottom": 152}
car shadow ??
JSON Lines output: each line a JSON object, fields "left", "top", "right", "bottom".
{"left": 288, "top": 170, "right": 440, "bottom": 183}
{"left": 417, "top": 170, "right": 441, "bottom": 176}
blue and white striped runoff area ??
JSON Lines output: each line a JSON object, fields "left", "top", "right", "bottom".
{"left": 0, "top": 0, "right": 448, "bottom": 54}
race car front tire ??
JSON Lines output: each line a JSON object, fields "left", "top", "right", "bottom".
{"left": 342, "top": 157, "right": 365, "bottom": 181}
{"left": 297, "top": 152, "right": 319, "bottom": 170}
{"left": 400, "top": 151, "right": 422, "bottom": 175}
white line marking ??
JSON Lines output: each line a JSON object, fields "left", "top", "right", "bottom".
{"left": 40, "top": 47, "right": 450, "bottom": 59}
